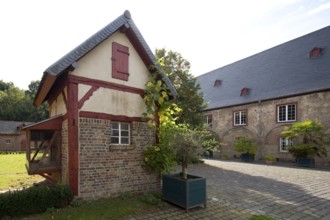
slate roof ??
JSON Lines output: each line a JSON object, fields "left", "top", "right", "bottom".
{"left": 197, "top": 26, "right": 330, "bottom": 111}
{"left": 35, "top": 10, "right": 176, "bottom": 106}
{"left": 0, "top": 121, "right": 32, "bottom": 135}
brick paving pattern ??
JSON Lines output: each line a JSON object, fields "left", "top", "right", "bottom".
{"left": 128, "top": 159, "right": 330, "bottom": 220}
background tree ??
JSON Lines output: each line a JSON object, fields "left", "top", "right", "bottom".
{"left": 155, "top": 49, "right": 207, "bottom": 128}
{"left": 0, "top": 80, "right": 48, "bottom": 122}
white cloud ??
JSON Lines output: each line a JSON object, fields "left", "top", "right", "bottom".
{"left": 308, "top": 2, "right": 330, "bottom": 15}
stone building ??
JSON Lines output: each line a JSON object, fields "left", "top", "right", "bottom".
{"left": 197, "top": 26, "right": 330, "bottom": 166}
{"left": 0, "top": 121, "right": 30, "bottom": 151}
{"left": 23, "top": 10, "right": 176, "bottom": 198}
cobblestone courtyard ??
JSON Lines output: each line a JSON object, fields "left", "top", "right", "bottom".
{"left": 129, "top": 159, "right": 330, "bottom": 220}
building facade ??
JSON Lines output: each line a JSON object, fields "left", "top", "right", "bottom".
{"left": 24, "top": 10, "right": 176, "bottom": 198}
{"left": 0, "top": 121, "right": 30, "bottom": 151}
{"left": 197, "top": 26, "right": 330, "bottom": 166}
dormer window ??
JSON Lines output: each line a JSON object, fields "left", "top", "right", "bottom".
{"left": 309, "top": 47, "right": 323, "bottom": 58}
{"left": 214, "top": 79, "right": 221, "bottom": 87}
{"left": 240, "top": 88, "right": 249, "bottom": 96}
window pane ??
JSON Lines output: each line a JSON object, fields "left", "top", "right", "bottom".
{"left": 287, "top": 104, "right": 296, "bottom": 121}
{"left": 278, "top": 106, "right": 286, "bottom": 121}
{"left": 121, "top": 131, "right": 129, "bottom": 137}
{"left": 112, "top": 123, "right": 119, "bottom": 129}
{"left": 111, "top": 137, "right": 119, "bottom": 144}
{"left": 241, "top": 111, "right": 246, "bottom": 125}
{"left": 235, "top": 112, "right": 240, "bottom": 125}
{"left": 121, "top": 138, "right": 129, "bottom": 144}
{"left": 112, "top": 130, "right": 119, "bottom": 136}
{"left": 121, "top": 123, "right": 129, "bottom": 130}
{"left": 280, "top": 138, "right": 286, "bottom": 152}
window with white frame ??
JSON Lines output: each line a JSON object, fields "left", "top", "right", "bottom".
{"left": 277, "top": 103, "right": 296, "bottom": 122}
{"left": 110, "top": 122, "right": 130, "bottom": 145}
{"left": 234, "top": 110, "right": 247, "bottom": 126}
{"left": 5, "top": 140, "right": 11, "bottom": 144}
{"left": 204, "top": 115, "right": 212, "bottom": 128}
{"left": 279, "top": 137, "right": 293, "bottom": 152}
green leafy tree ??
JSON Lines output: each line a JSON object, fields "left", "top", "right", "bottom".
{"left": 0, "top": 80, "right": 48, "bottom": 121}
{"left": 234, "top": 137, "right": 258, "bottom": 155}
{"left": 281, "top": 120, "right": 329, "bottom": 159}
{"left": 155, "top": 49, "right": 207, "bottom": 128}
{"left": 142, "top": 74, "right": 218, "bottom": 176}
{"left": 0, "top": 81, "right": 25, "bottom": 120}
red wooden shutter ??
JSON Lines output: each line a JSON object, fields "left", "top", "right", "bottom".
{"left": 112, "top": 42, "right": 129, "bottom": 81}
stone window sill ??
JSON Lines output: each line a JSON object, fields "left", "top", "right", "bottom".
{"left": 109, "top": 144, "right": 135, "bottom": 150}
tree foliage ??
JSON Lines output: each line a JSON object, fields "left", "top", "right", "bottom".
{"left": 234, "top": 137, "right": 259, "bottom": 155}
{"left": 142, "top": 57, "right": 218, "bottom": 177}
{"left": 281, "top": 120, "right": 329, "bottom": 159}
{"left": 0, "top": 80, "right": 48, "bottom": 122}
{"left": 155, "top": 49, "right": 207, "bottom": 128}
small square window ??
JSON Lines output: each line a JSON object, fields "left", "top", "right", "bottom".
{"left": 110, "top": 122, "right": 130, "bottom": 145}
{"left": 279, "top": 137, "right": 293, "bottom": 152}
{"left": 5, "top": 140, "right": 11, "bottom": 144}
{"left": 277, "top": 103, "right": 296, "bottom": 122}
{"left": 233, "top": 110, "right": 247, "bottom": 126}
{"left": 204, "top": 115, "right": 212, "bottom": 128}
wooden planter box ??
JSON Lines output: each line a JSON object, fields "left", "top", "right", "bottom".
{"left": 162, "top": 173, "right": 206, "bottom": 211}
{"left": 241, "top": 153, "right": 255, "bottom": 162}
{"left": 297, "top": 158, "right": 315, "bottom": 167}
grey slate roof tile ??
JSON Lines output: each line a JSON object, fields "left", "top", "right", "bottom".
{"left": 197, "top": 26, "right": 330, "bottom": 110}
{"left": 0, "top": 121, "right": 32, "bottom": 135}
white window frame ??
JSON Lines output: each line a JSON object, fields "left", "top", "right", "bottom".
{"left": 279, "top": 137, "right": 293, "bottom": 152}
{"left": 234, "top": 110, "right": 247, "bottom": 126}
{"left": 110, "top": 122, "right": 130, "bottom": 145}
{"left": 277, "top": 104, "right": 296, "bottom": 122}
{"left": 204, "top": 115, "right": 212, "bottom": 128}
{"left": 5, "top": 140, "right": 11, "bottom": 144}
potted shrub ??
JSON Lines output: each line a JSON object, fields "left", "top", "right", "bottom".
{"left": 264, "top": 155, "right": 276, "bottom": 165}
{"left": 233, "top": 137, "right": 258, "bottom": 162}
{"left": 281, "top": 120, "right": 329, "bottom": 167}
{"left": 163, "top": 127, "right": 217, "bottom": 210}
{"left": 143, "top": 126, "right": 218, "bottom": 210}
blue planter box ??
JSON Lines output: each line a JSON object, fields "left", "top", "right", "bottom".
{"left": 297, "top": 158, "right": 315, "bottom": 167}
{"left": 162, "top": 173, "right": 206, "bottom": 211}
{"left": 241, "top": 153, "right": 255, "bottom": 162}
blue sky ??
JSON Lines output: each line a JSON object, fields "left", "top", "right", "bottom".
{"left": 0, "top": 0, "right": 330, "bottom": 90}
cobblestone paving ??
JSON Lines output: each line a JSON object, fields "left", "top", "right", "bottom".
{"left": 129, "top": 160, "right": 330, "bottom": 220}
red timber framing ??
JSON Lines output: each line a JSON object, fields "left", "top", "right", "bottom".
{"left": 67, "top": 80, "right": 79, "bottom": 196}
{"left": 79, "top": 111, "right": 142, "bottom": 122}
{"left": 68, "top": 75, "right": 145, "bottom": 97}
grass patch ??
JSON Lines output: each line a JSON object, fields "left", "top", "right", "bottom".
{"left": 247, "top": 214, "right": 276, "bottom": 220}
{"left": 0, "top": 154, "right": 44, "bottom": 190}
{"left": 26, "top": 192, "right": 164, "bottom": 220}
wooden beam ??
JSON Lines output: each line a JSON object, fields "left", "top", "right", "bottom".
{"left": 67, "top": 81, "right": 79, "bottom": 196}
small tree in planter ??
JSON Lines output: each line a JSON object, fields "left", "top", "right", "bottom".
{"left": 234, "top": 137, "right": 258, "bottom": 162}
{"left": 142, "top": 58, "right": 217, "bottom": 210}
{"left": 281, "top": 120, "right": 329, "bottom": 167}
{"left": 264, "top": 155, "right": 276, "bottom": 165}
{"left": 159, "top": 126, "right": 218, "bottom": 210}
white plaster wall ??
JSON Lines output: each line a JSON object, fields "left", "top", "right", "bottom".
{"left": 78, "top": 84, "right": 92, "bottom": 101}
{"left": 81, "top": 88, "right": 146, "bottom": 117}
{"left": 72, "top": 31, "right": 151, "bottom": 89}
{"left": 50, "top": 89, "right": 67, "bottom": 117}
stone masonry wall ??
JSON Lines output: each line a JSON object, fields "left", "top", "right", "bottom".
{"left": 79, "top": 118, "right": 159, "bottom": 199}
{"left": 205, "top": 91, "right": 330, "bottom": 166}
{"left": 61, "top": 120, "right": 69, "bottom": 184}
